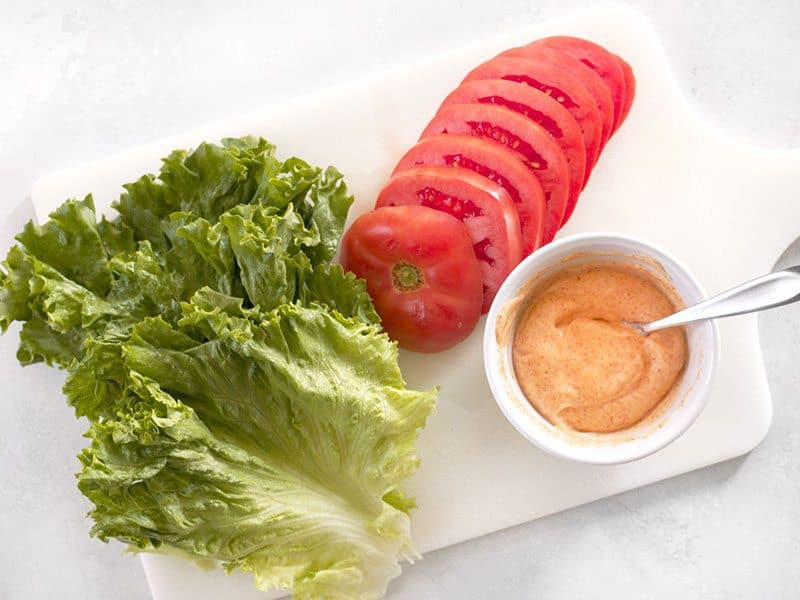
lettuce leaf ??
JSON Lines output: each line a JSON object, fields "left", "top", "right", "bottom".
{"left": 16, "top": 195, "right": 112, "bottom": 295}
{"left": 0, "top": 137, "right": 434, "bottom": 599}
{"left": 80, "top": 299, "right": 434, "bottom": 599}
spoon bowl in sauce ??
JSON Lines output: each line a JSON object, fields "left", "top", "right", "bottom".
{"left": 625, "top": 265, "right": 800, "bottom": 335}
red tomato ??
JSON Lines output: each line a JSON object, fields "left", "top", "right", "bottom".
{"left": 615, "top": 54, "right": 636, "bottom": 128}
{"left": 393, "top": 134, "right": 546, "bottom": 255}
{"left": 420, "top": 102, "right": 569, "bottom": 244}
{"left": 341, "top": 205, "right": 482, "bottom": 353}
{"left": 439, "top": 79, "right": 586, "bottom": 220}
{"left": 375, "top": 166, "right": 521, "bottom": 313}
{"left": 463, "top": 55, "right": 603, "bottom": 178}
{"left": 530, "top": 36, "right": 628, "bottom": 132}
{"left": 500, "top": 46, "right": 615, "bottom": 147}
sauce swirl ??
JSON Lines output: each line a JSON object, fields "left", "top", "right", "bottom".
{"left": 512, "top": 262, "right": 687, "bottom": 433}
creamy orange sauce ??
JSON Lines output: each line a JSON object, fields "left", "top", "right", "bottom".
{"left": 512, "top": 262, "right": 687, "bottom": 433}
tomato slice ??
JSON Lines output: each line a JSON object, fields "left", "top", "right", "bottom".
{"left": 420, "top": 102, "right": 569, "bottom": 244}
{"left": 463, "top": 55, "right": 603, "bottom": 178}
{"left": 500, "top": 46, "right": 614, "bottom": 147}
{"left": 375, "top": 166, "right": 522, "bottom": 313}
{"left": 341, "top": 205, "right": 483, "bottom": 353}
{"left": 615, "top": 53, "right": 636, "bottom": 128}
{"left": 527, "top": 36, "right": 627, "bottom": 133}
{"left": 393, "top": 134, "right": 546, "bottom": 255}
{"left": 439, "top": 80, "right": 586, "bottom": 221}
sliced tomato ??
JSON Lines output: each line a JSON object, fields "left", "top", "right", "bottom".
{"left": 420, "top": 102, "right": 569, "bottom": 244}
{"left": 463, "top": 55, "right": 603, "bottom": 178}
{"left": 439, "top": 80, "right": 586, "bottom": 221}
{"left": 527, "top": 36, "right": 627, "bottom": 133}
{"left": 341, "top": 205, "right": 482, "bottom": 353}
{"left": 501, "top": 46, "right": 614, "bottom": 147}
{"left": 375, "top": 166, "right": 521, "bottom": 312}
{"left": 615, "top": 53, "right": 636, "bottom": 128}
{"left": 393, "top": 135, "right": 546, "bottom": 255}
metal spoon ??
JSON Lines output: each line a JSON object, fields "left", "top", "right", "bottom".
{"left": 626, "top": 266, "right": 800, "bottom": 335}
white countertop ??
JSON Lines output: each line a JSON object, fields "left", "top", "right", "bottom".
{"left": 1, "top": 2, "right": 798, "bottom": 599}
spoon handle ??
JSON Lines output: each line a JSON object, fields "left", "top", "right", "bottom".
{"left": 642, "top": 266, "right": 800, "bottom": 334}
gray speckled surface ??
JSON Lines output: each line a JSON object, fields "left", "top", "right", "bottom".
{"left": 1, "top": 2, "right": 798, "bottom": 599}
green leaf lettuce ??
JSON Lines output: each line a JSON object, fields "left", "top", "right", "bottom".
{"left": 0, "top": 137, "right": 435, "bottom": 599}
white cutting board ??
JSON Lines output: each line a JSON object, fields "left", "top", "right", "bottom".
{"left": 30, "top": 4, "right": 800, "bottom": 598}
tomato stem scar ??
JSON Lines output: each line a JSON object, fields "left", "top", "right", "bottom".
{"left": 392, "top": 262, "right": 424, "bottom": 291}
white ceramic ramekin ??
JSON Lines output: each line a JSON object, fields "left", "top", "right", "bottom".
{"left": 483, "top": 232, "right": 719, "bottom": 465}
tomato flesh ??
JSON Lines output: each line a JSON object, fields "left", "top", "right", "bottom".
{"left": 421, "top": 103, "right": 569, "bottom": 244}
{"left": 466, "top": 120, "right": 548, "bottom": 168}
{"left": 464, "top": 55, "right": 603, "bottom": 178}
{"left": 418, "top": 186, "right": 483, "bottom": 220}
{"left": 530, "top": 36, "right": 628, "bottom": 132}
{"left": 501, "top": 46, "right": 615, "bottom": 146}
{"left": 440, "top": 80, "right": 586, "bottom": 220}
{"left": 503, "top": 74, "right": 579, "bottom": 109}
{"left": 341, "top": 205, "right": 483, "bottom": 353}
{"left": 393, "top": 135, "right": 546, "bottom": 255}
{"left": 376, "top": 166, "right": 522, "bottom": 312}
{"left": 480, "top": 95, "right": 562, "bottom": 137}
{"left": 443, "top": 154, "right": 519, "bottom": 201}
